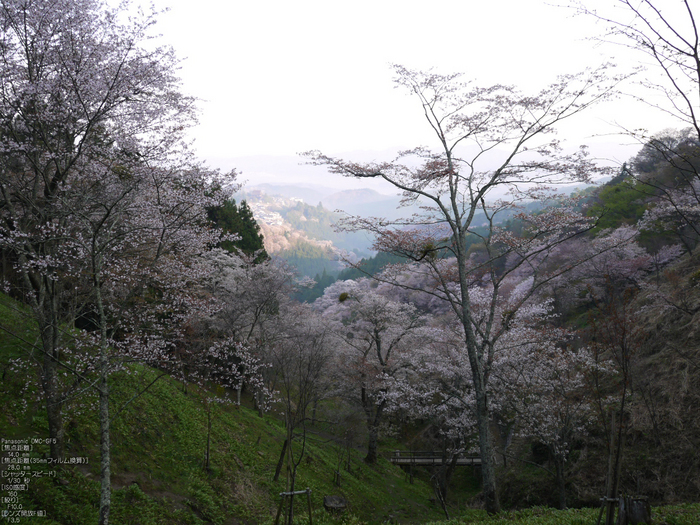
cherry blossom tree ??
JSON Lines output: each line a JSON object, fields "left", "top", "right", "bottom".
{"left": 586, "top": 284, "right": 644, "bottom": 525}
{"left": 306, "top": 64, "right": 617, "bottom": 513}
{"left": 544, "top": 226, "right": 682, "bottom": 317}
{"left": 266, "top": 305, "right": 331, "bottom": 525}
{"left": 574, "top": 0, "right": 698, "bottom": 135}
{"left": 388, "top": 287, "right": 596, "bottom": 511}
{"left": 543, "top": 225, "right": 681, "bottom": 519}
{"left": 0, "top": 1, "right": 239, "bottom": 524}
{"left": 316, "top": 279, "right": 428, "bottom": 464}
{"left": 206, "top": 250, "right": 296, "bottom": 342}
{"left": 197, "top": 336, "right": 273, "bottom": 472}
{"left": 384, "top": 323, "right": 477, "bottom": 516}
{"left": 0, "top": 0, "right": 199, "bottom": 466}
{"left": 64, "top": 156, "right": 236, "bottom": 524}
{"left": 204, "top": 249, "right": 298, "bottom": 411}
{"left": 490, "top": 305, "right": 598, "bottom": 510}
{"left": 634, "top": 135, "right": 700, "bottom": 253}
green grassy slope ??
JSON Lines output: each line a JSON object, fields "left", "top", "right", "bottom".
{"left": 424, "top": 504, "right": 700, "bottom": 525}
{"left": 0, "top": 292, "right": 460, "bottom": 524}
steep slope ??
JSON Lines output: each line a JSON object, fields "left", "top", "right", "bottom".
{"left": 0, "top": 293, "right": 453, "bottom": 525}
{"left": 624, "top": 252, "right": 700, "bottom": 501}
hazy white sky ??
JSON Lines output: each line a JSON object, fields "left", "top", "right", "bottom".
{"left": 144, "top": 0, "right": 683, "bottom": 186}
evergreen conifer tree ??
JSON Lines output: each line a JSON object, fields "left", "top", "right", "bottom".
{"left": 208, "top": 199, "right": 268, "bottom": 261}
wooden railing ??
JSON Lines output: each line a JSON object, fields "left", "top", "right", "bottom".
{"left": 389, "top": 450, "right": 481, "bottom": 466}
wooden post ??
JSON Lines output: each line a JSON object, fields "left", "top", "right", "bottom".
{"left": 605, "top": 412, "right": 617, "bottom": 525}
{"left": 274, "top": 496, "right": 285, "bottom": 525}
{"left": 619, "top": 495, "right": 627, "bottom": 525}
{"left": 306, "top": 488, "right": 313, "bottom": 525}
{"left": 627, "top": 496, "right": 651, "bottom": 524}
{"left": 596, "top": 501, "right": 605, "bottom": 525}
{"left": 276, "top": 489, "right": 313, "bottom": 525}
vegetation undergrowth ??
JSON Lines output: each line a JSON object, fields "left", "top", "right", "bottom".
{"left": 423, "top": 503, "right": 700, "bottom": 525}
{"left": 0, "top": 291, "right": 460, "bottom": 524}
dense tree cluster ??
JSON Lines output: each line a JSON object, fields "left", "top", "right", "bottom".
{"left": 0, "top": 1, "right": 259, "bottom": 522}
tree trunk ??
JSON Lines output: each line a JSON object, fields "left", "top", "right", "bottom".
{"left": 456, "top": 225, "right": 500, "bottom": 515}
{"left": 253, "top": 389, "right": 265, "bottom": 418}
{"left": 41, "top": 332, "right": 65, "bottom": 461}
{"left": 442, "top": 452, "right": 459, "bottom": 498}
{"left": 365, "top": 423, "right": 379, "bottom": 464}
{"left": 286, "top": 430, "right": 296, "bottom": 525}
{"left": 363, "top": 395, "right": 384, "bottom": 464}
{"left": 205, "top": 403, "right": 212, "bottom": 471}
{"left": 33, "top": 280, "right": 65, "bottom": 461}
{"left": 605, "top": 411, "right": 616, "bottom": 525}
{"left": 286, "top": 480, "right": 295, "bottom": 525}
{"left": 98, "top": 369, "right": 111, "bottom": 525}
{"left": 257, "top": 391, "right": 264, "bottom": 418}
{"left": 95, "top": 267, "right": 111, "bottom": 525}
{"left": 434, "top": 449, "right": 456, "bottom": 519}
{"left": 554, "top": 455, "right": 567, "bottom": 510}
{"left": 273, "top": 439, "right": 288, "bottom": 482}
{"left": 474, "top": 390, "right": 499, "bottom": 514}
{"left": 434, "top": 474, "right": 450, "bottom": 520}
{"left": 463, "top": 294, "right": 500, "bottom": 514}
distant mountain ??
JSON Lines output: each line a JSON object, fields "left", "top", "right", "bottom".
{"left": 239, "top": 184, "right": 411, "bottom": 220}
{"left": 323, "top": 188, "right": 388, "bottom": 205}
{"left": 211, "top": 146, "right": 626, "bottom": 201}
{"left": 244, "top": 183, "right": 337, "bottom": 204}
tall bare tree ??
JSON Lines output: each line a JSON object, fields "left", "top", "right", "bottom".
{"left": 306, "top": 64, "right": 617, "bottom": 514}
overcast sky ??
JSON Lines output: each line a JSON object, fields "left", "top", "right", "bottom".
{"left": 144, "top": 0, "right": 683, "bottom": 189}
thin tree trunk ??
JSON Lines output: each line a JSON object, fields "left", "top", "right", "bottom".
{"left": 41, "top": 329, "right": 65, "bottom": 461}
{"left": 98, "top": 369, "right": 111, "bottom": 525}
{"left": 554, "top": 455, "right": 567, "bottom": 510}
{"left": 474, "top": 389, "right": 499, "bottom": 514}
{"left": 287, "top": 477, "right": 295, "bottom": 525}
{"left": 434, "top": 475, "right": 450, "bottom": 520}
{"left": 457, "top": 229, "right": 501, "bottom": 515}
{"left": 30, "top": 275, "right": 65, "bottom": 461}
{"left": 95, "top": 267, "right": 111, "bottom": 525}
{"left": 286, "top": 431, "right": 296, "bottom": 525}
{"left": 365, "top": 423, "right": 379, "bottom": 464}
{"left": 363, "top": 397, "right": 384, "bottom": 464}
{"left": 443, "top": 452, "right": 459, "bottom": 498}
{"left": 273, "top": 439, "right": 288, "bottom": 482}
{"left": 605, "top": 411, "right": 616, "bottom": 525}
{"left": 205, "top": 403, "right": 212, "bottom": 471}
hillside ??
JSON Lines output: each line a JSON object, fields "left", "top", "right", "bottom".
{"left": 3, "top": 1, "right": 700, "bottom": 524}
{"left": 0, "top": 291, "right": 467, "bottom": 524}
{"left": 620, "top": 252, "right": 700, "bottom": 500}
{"left": 499, "top": 250, "right": 700, "bottom": 508}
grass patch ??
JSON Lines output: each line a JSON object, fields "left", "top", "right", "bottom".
{"left": 0, "top": 288, "right": 452, "bottom": 524}
{"left": 424, "top": 503, "right": 700, "bottom": 525}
